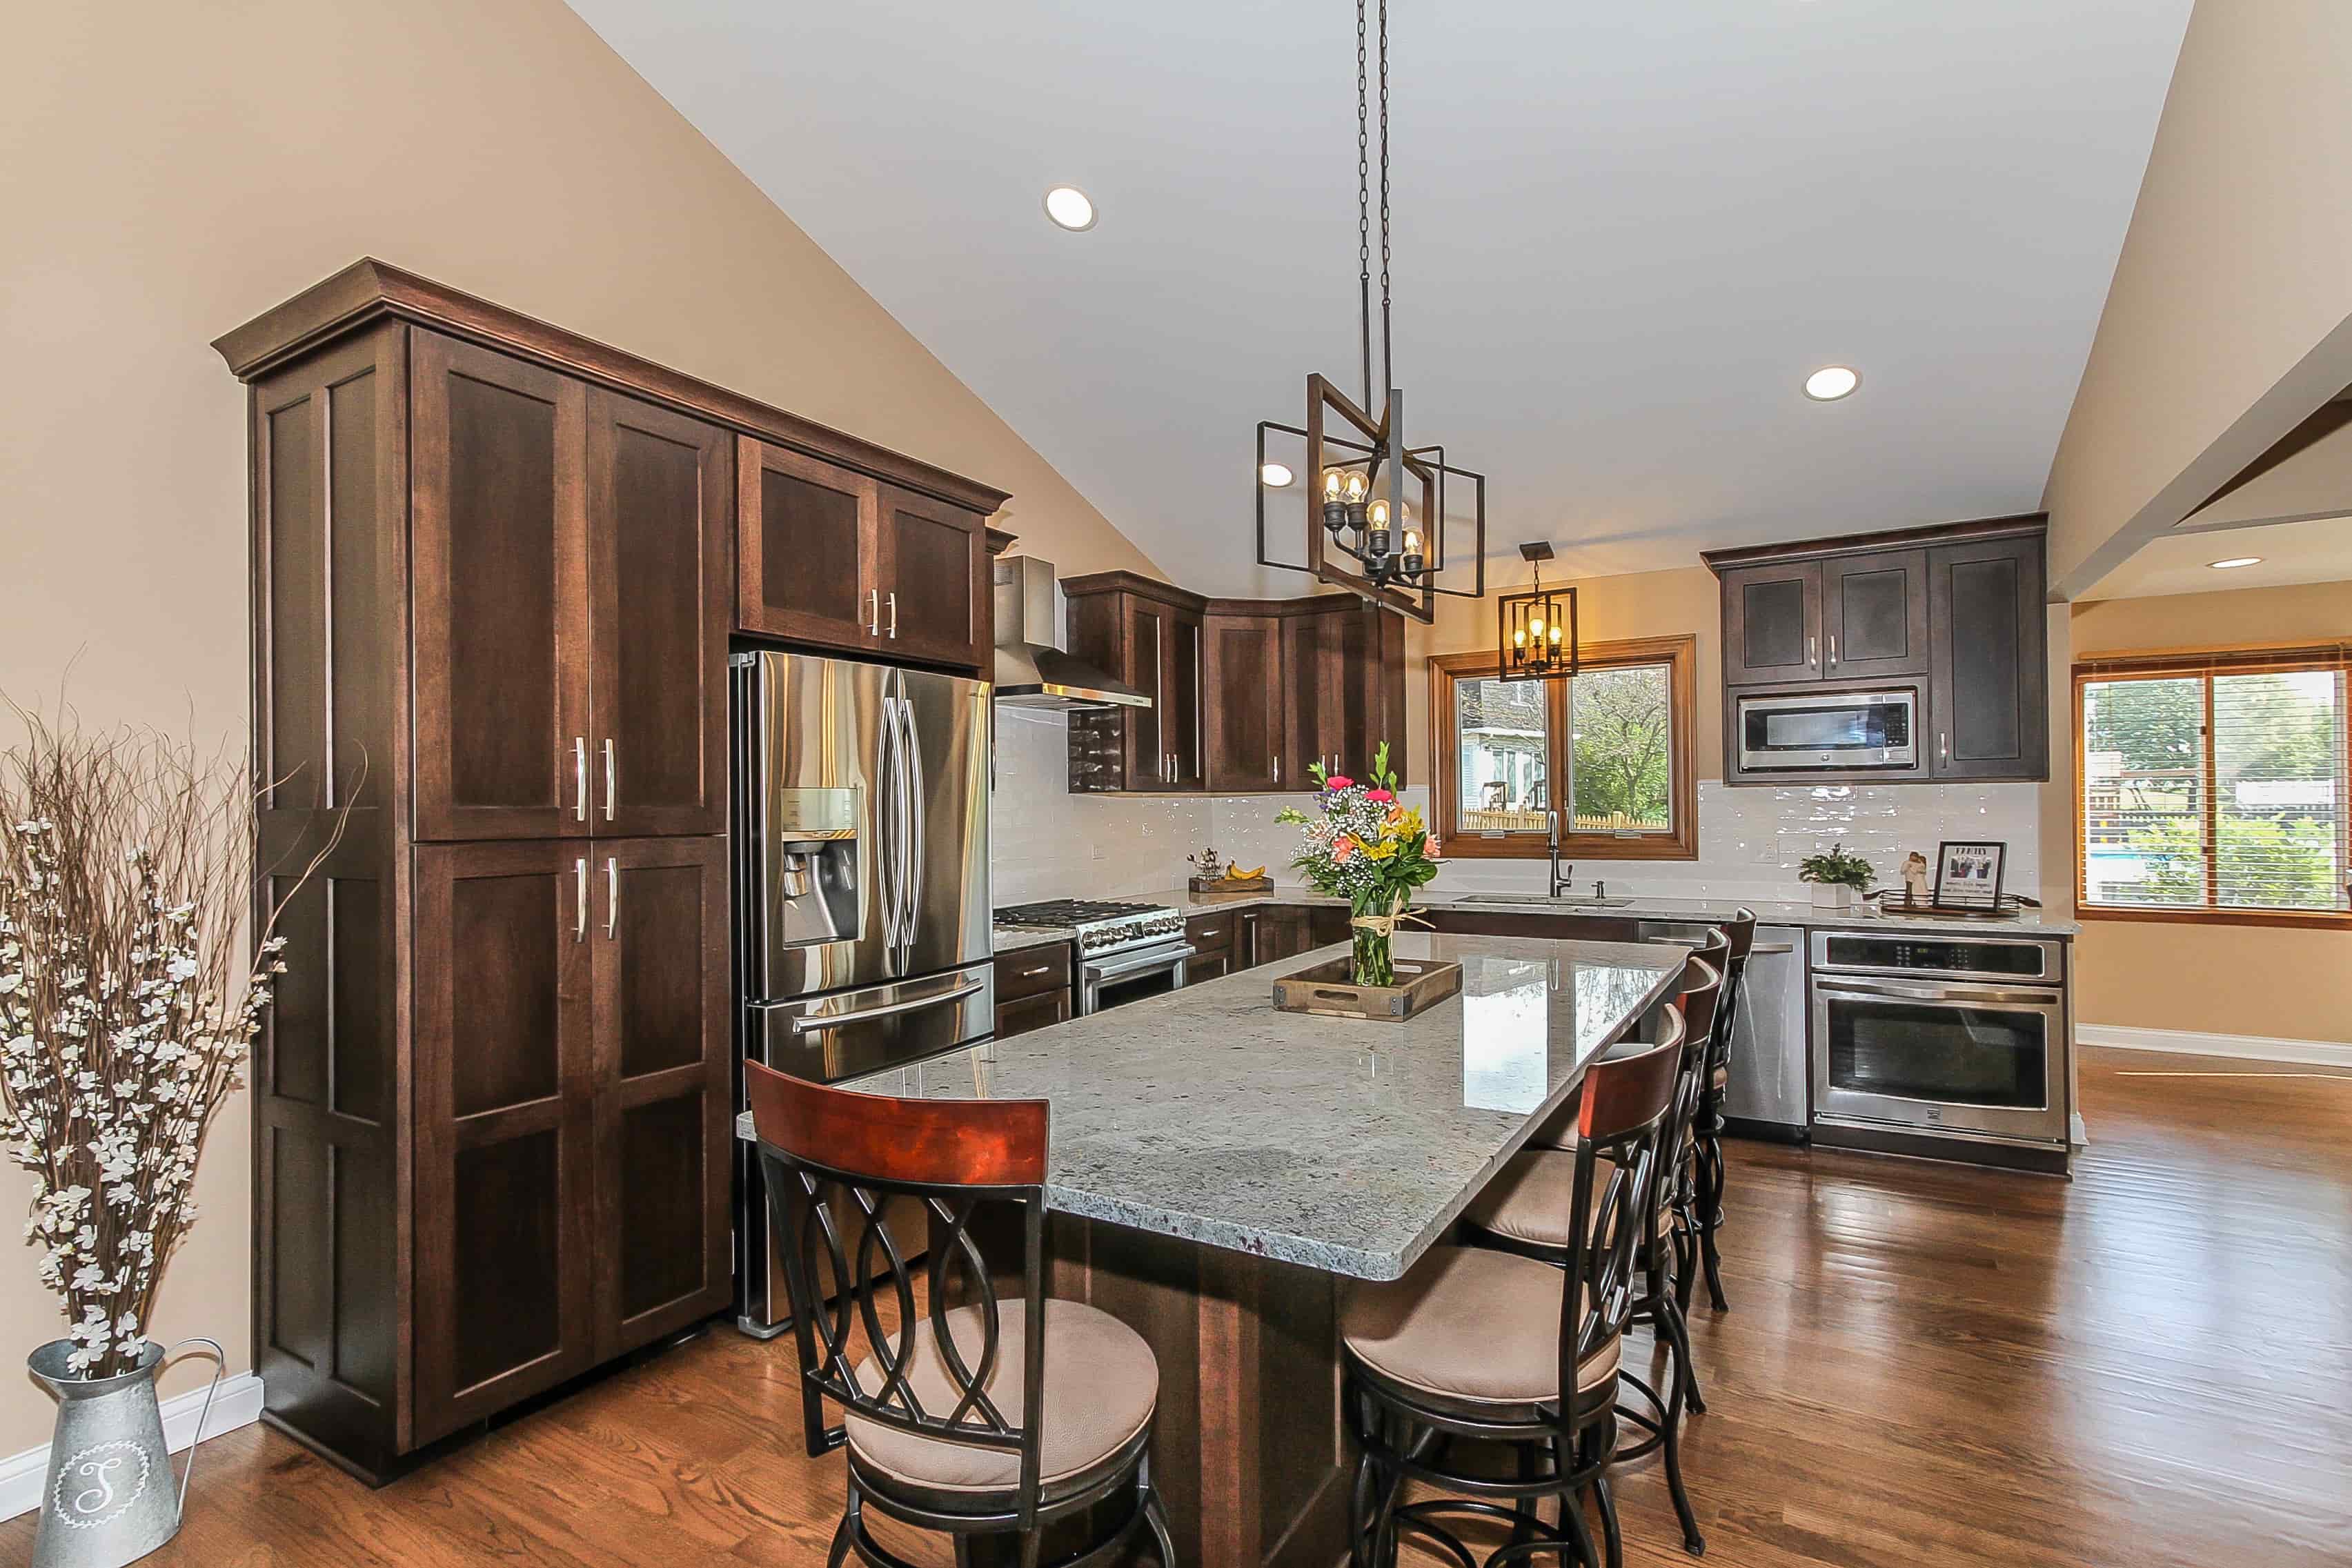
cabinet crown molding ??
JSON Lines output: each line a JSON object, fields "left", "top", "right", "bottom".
{"left": 1701, "top": 512, "right": 2046, "bottom": 575}
{"left": 213, "top": 257, "right": 1013, "bottom": 517}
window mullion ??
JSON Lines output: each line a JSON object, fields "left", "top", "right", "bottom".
{"left": 1550, "top": 673, "right": 1572, "bottom": 829}
{"left": 2202, "top": 675, "right": 2220, "bottom": 911}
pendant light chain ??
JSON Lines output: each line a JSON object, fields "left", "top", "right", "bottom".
{"left": 1356, "top": 0, "right": 1374, "bottom": 410}
{"left": 1377, "top": 0, "right": 1393, "bottom": 402}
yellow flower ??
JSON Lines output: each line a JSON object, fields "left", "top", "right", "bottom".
{"left": 1363, "top": 839, "right": 1398, "bottom": 862}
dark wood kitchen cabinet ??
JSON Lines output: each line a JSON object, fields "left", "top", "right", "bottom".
{"left": 1705, "top": 514, "right": 2048, "bottom": 785}
{"left": 1928, "top": 531, "right": 2046, "bottom": 780}
{"left": 1285, "top": 599, "right": 1409, "bottom": 784}
{"left": 1182, "top": 910, "right": 1238, "bottom": 984}
{"left": 737, "top": 439, "right": 993, "bottom": 671}
{"left": 994, "top": 944, "right": 1075, "bottom": 1039}
{"left": 1064, "top": 577, "right": 1206, "bottom": 793}
{"left": 219, "top": 259, "right": 1009, "bottom": 1481}
{"left": 411, "top": 333, "right": 729, "bottom": 842}
{"left": 1206, "top": 613, "right": 1286, "bottom": 792}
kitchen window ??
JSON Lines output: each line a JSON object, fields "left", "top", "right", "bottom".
{"left": 1430, "top": 635, "right": 1699, "bottom": 860}
{"left": 2075, "top": 644, "right": 2352, "bottom": 926}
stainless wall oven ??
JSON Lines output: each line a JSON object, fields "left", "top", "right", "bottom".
{"left": 1809, "top": 930, "right": 2068, "bottom": 1155}
{"left": 1737, "top": 688, "right": 1916, "bottom": 773}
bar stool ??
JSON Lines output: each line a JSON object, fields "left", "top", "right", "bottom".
{"left": 1339, "top": 1012, "right": 1687, "bottom": 1568}
{"left": 1684, "top": 909, "right": 1756, "bottom": 1316}
{"left": 746, "top": 1060, "right": 1177, "bottom": 1568}
{"left": 1462, "top": 955, "right": 1723, "bottom": 1559}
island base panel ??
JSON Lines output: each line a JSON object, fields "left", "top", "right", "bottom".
{"left": 960, "top": 1212, "right": 1350, "bottom": 1568}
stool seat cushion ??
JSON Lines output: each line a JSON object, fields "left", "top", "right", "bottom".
{"left": 1463, "top": 1151, "right": 1670, "bottom": 1250}
{"left": 844, "top": 1299, "right": 1158, "bottom": 1493}
{"left": 1341, "top": 1245, "right": 1619, "bottom": 1409}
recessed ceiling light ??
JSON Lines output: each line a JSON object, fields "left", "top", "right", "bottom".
{"left": 2208, "top": 556, "right": 2263, "bottom": 570}
{"left": 1042, "top": 186, "right": 1096, "bottom": 231}
{"left": 1259, "top": 462, "right": 1295, "bottom": 488}
{"left": 1803, "top": 366, "right": 1860, "bottom": 401}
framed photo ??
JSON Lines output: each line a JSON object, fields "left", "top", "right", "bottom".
{"left": 1933, "top": 840, "right": 2006, "bottom": 909}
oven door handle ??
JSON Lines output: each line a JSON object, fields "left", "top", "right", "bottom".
{"left": 1817, "top": 976, "right": 2058, "bottom": 1006}
{"left": 1083, "top": 943, "right": 1198, "bottom": 983}
{"left": 787, "top": 980, "right": 985, "bottom": 1035}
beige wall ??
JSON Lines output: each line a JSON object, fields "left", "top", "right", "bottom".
{"left": 2042, "top": 2, "right": 2352, "bottom": 595}
{"left": 1403, "top": 564, "right": 1724, "bottom": 787}
{"left": 2068, "top": 581, "right": 2352, "bottom": 1044}
{"left": 0, "top": 0, "right": 1156, "bottom": 1451}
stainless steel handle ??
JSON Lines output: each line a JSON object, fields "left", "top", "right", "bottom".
{"left": 573, "top": 737, "right": 588, "bottom": 822}
{"left": 573, "top": 857, "right": 588, "bottom": 942}
{"left": 602, "top": 739, "right": 616, "bottom": 821}
{"left": 1019, "top": 964, "right": 1055, "bottom": 978}
{"left": 1808, "top": 635, "right": 1818, "bottom": 666}
{"left": 1939, "top": 731, "right": 1950, "bottom": 762}
{"left": 789, "top": 979, "right": 985, "bottom": 1035}
{"left": 899, "top": 693, "right": 926, "bottom": 940}
{"left": 867, "top": 588, "right": 880, "bottom": 636}
{"left": 604, "top": 857, "right": 618, "bottom": 940}
{"left": 1751, "top": 943, "right": 1798, "bottom": 955}
{"left": 1819, "top": 976, "right": 2058, "bottom": 1006}
{"left": 876, "top": 695, "right": 904, "bottom": 950}
{"left": 1829, "top": 634, "right": 1838, "bottom": 666}
{"left": 1083, "top": 943, "right": 1199, "bottom": 982}
{"left": 1272, "top": 753, "right": 1281, "bottom": 786}
{"left": 887, "top": 591, "right": 898, "bottom": 639}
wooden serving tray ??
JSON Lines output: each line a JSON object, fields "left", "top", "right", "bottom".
{"left": 1271, "top": 957, "right": 1463, "bottom": 1022}
{"left": 1190, "top": 875, "right": 1272, "bottom": 893}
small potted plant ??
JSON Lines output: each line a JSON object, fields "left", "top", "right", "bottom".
{"left": 1798, "top": 843, "right": 1877, "bottom": 911}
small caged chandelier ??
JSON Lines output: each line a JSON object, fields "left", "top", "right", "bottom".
{"left": 1496, "top": 542, "right": 1577, "bottom": 682}
{"left": 1254, "top": 0, "right": 1484, "bottom": 624}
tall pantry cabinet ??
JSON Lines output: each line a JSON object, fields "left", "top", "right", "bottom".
{"left": 217, "top": 260, "right": 1008, "bottom": 1480}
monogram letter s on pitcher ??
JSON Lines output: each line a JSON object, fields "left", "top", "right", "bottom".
{"left": 1275, "top": 744, "right": 1441, "bottom": 985}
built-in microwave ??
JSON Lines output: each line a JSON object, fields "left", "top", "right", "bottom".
{"left": 1735, "top": 688, "right": 1916, "bottom": 773}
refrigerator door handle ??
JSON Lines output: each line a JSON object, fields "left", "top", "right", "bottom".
{"left": 874, "top": 691, "right": 903, "bottom": 957}
{"left": 898, "top": 691, "right": 927, "bottom": 946}
{"left": 786, "top": 979, "right": 985, "bottom": 1035}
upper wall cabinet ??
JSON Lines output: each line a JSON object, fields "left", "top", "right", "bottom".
{"left": 737, "top": 438, "right": 991, "bottom": 671}
{"left": 1061, "top": 574, "right": 1407, "bottom": 795}
{"left": 1704, "top": 516, "right": 2048, "bottom": 785}
{"left": 411, "top": 332, "right": 730, "bottom": 842}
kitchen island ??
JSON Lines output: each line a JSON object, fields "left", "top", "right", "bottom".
{"left": 741, "top": 932, "right": 1687, "bottom": 1568}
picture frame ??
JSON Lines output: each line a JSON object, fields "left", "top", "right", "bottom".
{"left": 1932, "top": 840, "right": 2007, "bottom": 909}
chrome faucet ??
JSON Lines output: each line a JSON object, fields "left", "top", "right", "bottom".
{"left": 1547, "top": 811, "right": 1574, "bottom": 898}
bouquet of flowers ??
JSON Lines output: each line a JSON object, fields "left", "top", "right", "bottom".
{"left": 0, "top": 706, "right": 328, "bottom": 1377}
{"left": 1274, "top": 742, "right": 1441, "bottom": 985}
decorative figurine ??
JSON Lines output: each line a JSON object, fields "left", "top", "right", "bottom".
{"left": 1901, "top": 851, "right": 1932, "bottom": 906}
{"left": 1188, "top": 848, "right": 1226, "bottom": 880}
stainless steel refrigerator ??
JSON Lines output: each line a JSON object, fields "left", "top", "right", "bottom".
{"left": 730, "top": 650, "right": 994, "bottom": 1336}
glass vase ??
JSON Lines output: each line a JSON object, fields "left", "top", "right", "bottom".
{"left": 1351, "top": 893, "right": 1399, "bottom": 986}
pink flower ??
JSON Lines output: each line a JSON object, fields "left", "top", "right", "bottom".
{"left": 1325, "top": 775, "right": 1354, "bottom": 791}
{"left": 1365, "top": 788, "right": 1394, "bottom": 803}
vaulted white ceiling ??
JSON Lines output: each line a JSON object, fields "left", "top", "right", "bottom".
{"left": 571, "top": 0, "right": 2191, "bottom": 595}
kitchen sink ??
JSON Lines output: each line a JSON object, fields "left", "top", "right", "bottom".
{"left": 1448, "top": 892, "right": 1641, "bottom": 909}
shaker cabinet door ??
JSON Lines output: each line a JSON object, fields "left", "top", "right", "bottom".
{"left": 412, "top": 840, "right": 596, "bottom": 1443}
{"left": 1206, "top": 615, "right": 1286, "bottom": 792}
{"left": 586, "top": 391, "right": 731, "bottom": 838}
{"left": 736, "top": 437, "right": 881, "bottom": 653}
{"left": 1721, "top": 561, "right": 1822, "bottom": 686}
{"left": 877, "top": 484, "right": 991, "bottom": 670}
{"left": 588, "top": 837, "right": 731, "bottom": 1359}
{"left": 1821, "top": 548, "right": 1928, "bottom": 679}
{"left": 1928, "top": 535, "right": 2046, "bottom": 780}
{"left": 411, "top": 331, "right": 590, "bottom": 841}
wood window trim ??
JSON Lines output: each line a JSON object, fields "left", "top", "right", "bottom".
{"left": 2073, "top": 641, "right": 2352, "bottom": 931}
{"left": 1429, "top": 635, "right": 1699, "bottom": 862}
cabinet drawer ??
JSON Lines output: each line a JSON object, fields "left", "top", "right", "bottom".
{"left": 995, "top": 944, "right": 1074, "bottom": 1004}
{"left": 1185, "top": 911, "right": 1237, "bottom": 955}
{"left": 995, "top": 988, "right": 1071, "bottom": 1041}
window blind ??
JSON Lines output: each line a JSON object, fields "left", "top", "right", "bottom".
{"left": 2078, "top": 644, "right": 2352, "bottom": 916}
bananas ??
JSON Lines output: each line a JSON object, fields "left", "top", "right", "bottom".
{"left": 1225, "top": 864, "right": 1267, "bottom": 881}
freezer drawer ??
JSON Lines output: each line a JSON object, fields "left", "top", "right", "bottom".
{"left": 749, "top": 962, "right": 995, "bottom": 1084}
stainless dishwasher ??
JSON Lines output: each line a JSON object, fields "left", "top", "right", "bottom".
{"left": 1637, "top": 920, "right": 1808, "bottom": 1140}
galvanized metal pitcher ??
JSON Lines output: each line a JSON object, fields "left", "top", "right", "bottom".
{"left": 28, "top": 1337, "right": 224, "bottom": 1568}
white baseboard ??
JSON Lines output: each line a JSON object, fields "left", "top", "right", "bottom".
{"left": 0, "top": 1371, "right": 264, "bottom": 1522}
{"left": 2079, "top": 1023, "right": 2352, "bottom": 1069}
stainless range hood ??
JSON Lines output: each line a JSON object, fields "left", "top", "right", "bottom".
{"left": 992, "top": 556, "right": 1151, "bottom": 711}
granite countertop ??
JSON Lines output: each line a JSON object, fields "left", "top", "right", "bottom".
{"left": 991, "top": 924, "right": 1080, "bottom": 954}
{"left": 742, "top": 933, "right": 1686, "bottom": 1282}
{"left": 1134, "top": 884, "right": 2080, "bottom": 937}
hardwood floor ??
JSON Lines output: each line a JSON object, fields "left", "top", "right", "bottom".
{"left": 8, "top": 1046, "right": 2348, "bottom": 1566}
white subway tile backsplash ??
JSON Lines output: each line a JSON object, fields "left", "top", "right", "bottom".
{"left": 993, "top": 711, "right": 2039, "bottom": 909}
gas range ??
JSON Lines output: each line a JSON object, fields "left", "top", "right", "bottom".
{"left": 994, "top": 898, "right": 1186, "bottom": 957}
